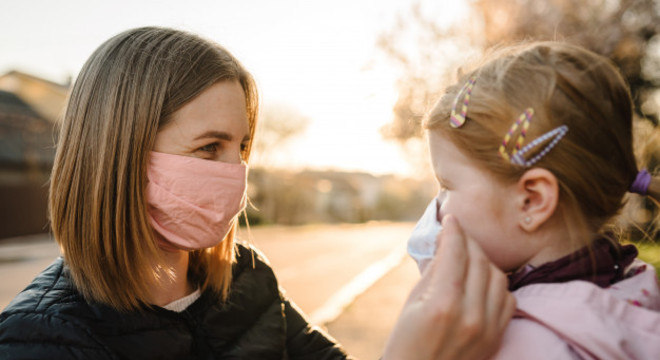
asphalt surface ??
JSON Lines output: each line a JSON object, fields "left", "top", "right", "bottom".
{"left": 0, "top": 222, "right": 415, "bottom": 314}
{"left": 0, "top": 222, "right": 421, "bottom": 359}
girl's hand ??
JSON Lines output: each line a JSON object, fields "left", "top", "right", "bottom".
{"left": 382, "top": 215, "right": 515, "bottom": 360}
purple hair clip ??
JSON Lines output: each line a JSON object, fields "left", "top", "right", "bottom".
{"left": 509, "top": 125, "right": 569, "bottom": 167}
{"left": 630, "top": 169, "right": 651, "bottom": 195}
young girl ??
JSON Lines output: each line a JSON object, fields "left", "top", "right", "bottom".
{"left": 408, "top": 42, "right": 660, "bottom": 359}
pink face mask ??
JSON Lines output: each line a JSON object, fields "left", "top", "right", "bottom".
{"left": 146, "top": 151, "right": 247, "bottom": 252}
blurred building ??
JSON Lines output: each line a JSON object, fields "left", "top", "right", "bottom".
{"left": 0, "top": 70, "right": 69, "bottom": 124}
{"left": 246, "top": 168, "right": 435, "bottom": 226}
{"left": 0, "top": 71, "right": 67, "bottom": 239}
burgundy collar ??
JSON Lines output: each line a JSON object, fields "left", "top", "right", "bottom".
{"left": 508, "top": 236, "right": 638, "bottom": 291}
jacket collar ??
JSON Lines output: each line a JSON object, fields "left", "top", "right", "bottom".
{"left": 508, "top": 236, "right": 638, "bottom": 291}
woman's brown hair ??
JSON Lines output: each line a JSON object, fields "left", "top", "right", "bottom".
{"left": 49, "top": 27, "right": 259, "bottom": 310}
{"left": 425, "top": 42, "right": 659, "bottom": 245}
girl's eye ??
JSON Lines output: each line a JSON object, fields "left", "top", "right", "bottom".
{"left": 199, "top": 143, "right": 218, "bottom": 153}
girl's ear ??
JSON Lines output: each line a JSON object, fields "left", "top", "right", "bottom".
{"left": 515, "top": 168, "right": 559, "bottom": 232}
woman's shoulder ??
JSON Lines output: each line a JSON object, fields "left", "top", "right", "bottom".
{"left": 228, "top": 241, "right": 281, "bottom": 302}
{"left": 0, "top": 257, "right": 112, "bottom": 358}
{"left": 1, "top": 257, "right": 84, "bottom": 316}
{"left": 232, "top": 241, "right": 279, "bottom": 284}
{"left": 226, "top": 242, "right": 349, "bottom": 359}
{"left": 234, "top": 241, "right": 273, "bottom": 266}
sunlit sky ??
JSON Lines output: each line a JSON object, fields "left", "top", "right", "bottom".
{"left": 0, "top": 0, "right": 468, "bottom": 175}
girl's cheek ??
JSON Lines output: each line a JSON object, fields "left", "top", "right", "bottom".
{"left": 439, "top": 195, "right": 452, "bottom": 215}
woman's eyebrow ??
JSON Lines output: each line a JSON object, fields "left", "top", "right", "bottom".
{"left": 194, "top": 130, "right": 233, "bottom": 141}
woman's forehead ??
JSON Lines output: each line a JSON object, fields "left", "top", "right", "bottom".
{"left": 166, "top": 81, "right": 249, "bottom": 138}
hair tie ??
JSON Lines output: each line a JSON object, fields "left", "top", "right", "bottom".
{"left": 630, "top": 169, "right": 651, "bottom": 195}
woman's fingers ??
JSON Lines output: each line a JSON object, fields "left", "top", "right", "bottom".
{"left": 382, "top": 213, "right": 516, "bottom": 360}
{"left": 474, "top": 262, "right": 513, "bottom": 359}
{"left": 462, "top": 238, "right": 490, "bottom": 334}
{"left": 429, "top": 215, "right": 468, "bottom": 300}
{"left": 437, "top": 216, "right": 515, "bottom": 360}
{"left": 497, "top": 278, "right": 516, "bottom": 331}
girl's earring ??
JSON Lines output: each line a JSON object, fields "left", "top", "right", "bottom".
{"left": 524, "top": 216, "right": 532, "bottom": 224}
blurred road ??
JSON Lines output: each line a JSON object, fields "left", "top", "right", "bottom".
{"left": 0, "top": 234, "right": 60, "bottom": 311}
{"left": 245, "top": 222, "right": 414, "bottom": 323}
{"left": 1, "top": 222, "right": 415, "bottom": 316}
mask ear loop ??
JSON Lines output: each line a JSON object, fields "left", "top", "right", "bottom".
{"left": 450, "top": 76, "right": 477, "bottom": 128}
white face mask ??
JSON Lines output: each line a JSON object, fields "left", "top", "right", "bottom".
{"left": 407, "top": 197, "right": 443, "bottom": 273}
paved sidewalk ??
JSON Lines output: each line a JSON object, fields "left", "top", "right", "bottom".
{"left": 325, "top": 257, "right": 420, "bottom": 360}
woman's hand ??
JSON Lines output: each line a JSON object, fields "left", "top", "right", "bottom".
{"left": 382, "top": 215, "right": 515, "bottom": 360}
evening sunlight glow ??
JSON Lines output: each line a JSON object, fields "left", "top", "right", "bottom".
{"left": 0, "top": 0, "right": 469, "bottom": 176}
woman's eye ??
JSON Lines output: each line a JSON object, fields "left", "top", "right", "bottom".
{"left": 199, "top": 143, "right": 218, "bottom": 153}
{"left": 240, "top": 142, "right": 250, "bottom": 158}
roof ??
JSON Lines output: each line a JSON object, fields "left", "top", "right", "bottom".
{"left": 1, "top": 70, "right": 69, "bottom": 90}
{"left": 0, "top": 90, "right": 56, "bottom": 168}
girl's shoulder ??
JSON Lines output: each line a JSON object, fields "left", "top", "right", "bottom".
{"left": 491, "top": 316, "right": 582, "bottom": 360}
{"left": 606, "top": 259, "right": 660, "bottom": 309}
{"left": 503, "top": 260, "right": 660, "bottom": 359}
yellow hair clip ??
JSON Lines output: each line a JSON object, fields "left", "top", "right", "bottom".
{"left": 499, "top": 108, "right": 534, "bottom": 161}
{"left": 499, "top": 108, "right": 569, "bottom": 167}
{"left": 450, "top": 76, "right": 477, "bottom": 128}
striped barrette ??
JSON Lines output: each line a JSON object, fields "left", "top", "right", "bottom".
{"left": 450, "top": 76, "right": 477, "bottom": 128}
{"left": 499, "top": 108, "right": 569, "bottom": 167}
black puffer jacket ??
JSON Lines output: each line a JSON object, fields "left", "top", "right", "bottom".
{"left": 0, "top": 244, "right": 350, "bottom": 359}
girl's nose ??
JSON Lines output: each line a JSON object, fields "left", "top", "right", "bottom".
{"left": 435, "top": 197, "right": 443, "bottom": 223}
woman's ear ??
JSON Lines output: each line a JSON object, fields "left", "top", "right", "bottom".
{"left": 515, "top": 168, "right": 559, "bottom": 232}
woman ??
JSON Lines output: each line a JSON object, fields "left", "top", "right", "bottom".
{"left": 0, "top": 27, "right": 514, "bottom": 359}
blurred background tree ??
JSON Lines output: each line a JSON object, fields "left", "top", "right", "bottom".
{"left": 249, "top": 103, "right": 310, "bottom": 167}
{"left": 243, "top": 102, "right": 436, "bottom": 226}
{"left": 378, "top": 0, "right": 660, "bottom": 240}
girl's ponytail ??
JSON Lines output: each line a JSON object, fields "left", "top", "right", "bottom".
{"left": 647, "top": 174, "right": 660, "bottom": 204}
{"left": 630, "top": 169, "right": 660, "bottom": 203}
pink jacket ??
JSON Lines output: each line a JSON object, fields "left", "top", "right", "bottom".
{"left": 492, "top": 260, "right": 660, "bottom": 360}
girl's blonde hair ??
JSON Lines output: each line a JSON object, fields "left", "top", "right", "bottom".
{"left": 425, "top": 42, "right": 659, "bottom": 244}
{"left": 49, "top": 27, "right": 259, "bottom": 310}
